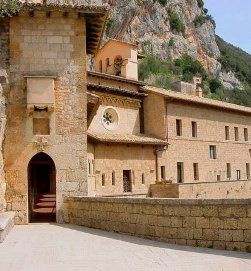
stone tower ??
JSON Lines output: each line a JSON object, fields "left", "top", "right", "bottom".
{"left": 1, "top": 1, "right": 107, "bottom": 224}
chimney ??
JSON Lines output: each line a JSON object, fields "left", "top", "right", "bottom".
{"left": 193, "top": 76, "right": 203, "bottom": 97}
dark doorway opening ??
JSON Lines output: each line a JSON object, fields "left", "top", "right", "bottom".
{"left": 28, "top": 152, "right": 56, "bottom": 223}
{"left": 123, "top": 170, "right": 132, "bottom": 193}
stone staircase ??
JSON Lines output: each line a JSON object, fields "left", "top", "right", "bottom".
{"left": 30, "top": 194, "right": 56, "bottom": 223}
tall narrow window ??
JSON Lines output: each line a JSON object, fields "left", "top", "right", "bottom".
{"left": 88, "top": 160, "right": 91, "bottom": 175}
{"left": 177, "top": 162, "right": 184, "bottom": 183}
{"left": 226, "top": 163, "right": 231, "bottom": 179}
{"left": 176, "top": 119, "right": 182, "bottom": 136}
{"left": 236, "top": 170, "right": 241, "bottom": 180}
{"left": 209, "top": 145, "right": 216, "bottom": 159}
{"left": 193, "top": 163, "right": 199, "bottom": 181}
{"left": 92, "top": 160, "right": 95, "bottom": 175}
{"left": 106, "top": 58, "right": 110, "bottom": 67}
{"left": 234, "top": 127, "right": 239, "bottom": 141}
{"left": 244, "top": 128, "right": 249, "bottom": 141}
{"left": 225, "top": 126, "right": 229, "bottom": 140}
{"left": 102, "top": 174, "right": 105, "bottom": 186}
{"left": 192, "top": 121, "right": 197, "bottom": 138}
{"left": 112, "top": 171, "right": 115, "bottom": 186}
{"left": 99, "top": 60, "right": 102, "bottom": 73}
{"left": 246, "top": 163, "right": 250, "bottom": 179}
{"left": 141, "top": 173, "right": 145, "bottom": 185}
{"left": 161, "top": 166, "right": 166, "bottom": 181}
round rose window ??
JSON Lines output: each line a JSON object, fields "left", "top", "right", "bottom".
{"left": 101, "top": 107, "right": 119, "bottom": 131}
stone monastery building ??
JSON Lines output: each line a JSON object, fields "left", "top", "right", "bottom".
{"left": 0, "top": 1, "right": 251, "bottom": 224}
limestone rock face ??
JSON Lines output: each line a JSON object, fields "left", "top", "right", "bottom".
{"left": 101, "top": 0, "right": 241, "bottom": 89}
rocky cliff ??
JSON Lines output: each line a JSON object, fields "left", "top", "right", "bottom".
{"left": 101, "top": 0, "right": 242, "bottom": 89}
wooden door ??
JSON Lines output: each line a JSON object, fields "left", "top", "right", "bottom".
{"left": 123, "top": 170, "right": 132, "bottom": 192}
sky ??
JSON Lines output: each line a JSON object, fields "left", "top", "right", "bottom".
{"left": 203, "top": 0, "right": 251, "bottom": 54}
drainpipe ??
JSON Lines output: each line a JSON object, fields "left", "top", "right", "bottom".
{"left": 154, "top": 148, "right": 159, "bottom": 183}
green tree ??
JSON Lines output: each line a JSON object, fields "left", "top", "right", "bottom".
{"left": 0, "top": 0, "right": 21, "bottom": 18}
{"left": 168, "top": 9, "right": 185, "bottom": 35}
{"left": 209, "top": 79, "right": 223, "bottom": 93}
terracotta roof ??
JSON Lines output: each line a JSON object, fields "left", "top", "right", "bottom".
{"left": 96, "top": 39, "right": 138, "bottom": 54}
{"left": 88, "top": 131, "right": 168, "bottom": 146}
{"left": 143, "top": 86, "right": 251, "bottom": 115}
{"left": 87, "top": 83, "right": 147, "bottom": 98}
{"left": 88, "top": 71, "right": 145, "bottom": 86}
{"left": 21, "top": 1, "right": 108, "bottom": 55}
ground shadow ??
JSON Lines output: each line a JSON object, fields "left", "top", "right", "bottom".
{"left": 53, "top": 223, "right": 251, "bottom": 260}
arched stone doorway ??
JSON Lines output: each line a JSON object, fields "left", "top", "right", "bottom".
{"left": 28, "top": 152, "right": 56, "bottom": 223}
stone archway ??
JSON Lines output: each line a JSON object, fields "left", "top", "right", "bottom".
{"left": 28, "top": 152, "right": 56, "bottom": 223}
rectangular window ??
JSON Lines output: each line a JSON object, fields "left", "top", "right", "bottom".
{"left": 234, "top": 127, "right": 239, "bottom": 141}
{"left": 209, "top": 145, "right": 216, "bottom": 159}
{"left": 246, "top": 163, "right": 250, "bottom": 179}
{"left": 123, "top": 170, "right": 132, "bottom": 192}
{"left": 236, "top": 170, "right": 241, "bottom": 180}
{"left": 88, "top": 160, "right": 91, "bottom": 175}
{"left": 192, "top": 121, "right": 197, "bottom": 138}
{"left": 193, "top": 163, "right": 199, "bottom": 181}
{"left": 176, "top": 119, "right": 182, "bottom": 136}
{"left": 161, "top": 166, "right": 166, "bottom": 181}
{"left": 102, "top": 174, "right": 105, "bottom": 186}
{"left": 177, "top": 162, "right": 184, "bottom": 183}
{"left": 217, "top": 175, "right": 221, "bottom": 181}
{"left": 225, "top": 126, "right": 229, "bottom": 140}
{"left": 112, "top": 171, "right": 115, "bottom": 186}
{"left": 226, "top": 163, "right": 231, "bottom": 179}
{"left": 244, "top": 128, "right": 249, "bottom": 141}
{"left": 142, "top": 173, "right": 145, "bottom": 185}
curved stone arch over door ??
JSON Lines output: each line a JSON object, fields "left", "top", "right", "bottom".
{"left": 27, "top": 152, "right": 56, "bottom": 223}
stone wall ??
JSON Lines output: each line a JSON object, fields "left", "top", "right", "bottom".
{"left": 88, "top": 142, "right": 156, "bottom": 196}
{"left": 179, "top": 180, "right": 251, "bottom": 199}
{"left": 68, "top": 197, "right": 251, "bottom": 252}
{"left": 0, "top": 19, "right": 9, "bottom": 212}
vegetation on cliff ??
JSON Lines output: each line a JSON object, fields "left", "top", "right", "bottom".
{"left": 139, "top": 47, "right": 251, "bottom": 107}
{"left": 0, "top": 0, "right": 21, "bottom": 19}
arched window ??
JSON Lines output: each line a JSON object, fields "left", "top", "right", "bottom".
{"left": 114, "top": 55, "right": 123, "bottom": 76}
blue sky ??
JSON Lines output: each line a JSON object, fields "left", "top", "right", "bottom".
{"left": 204, "top": 0, "right": 251, "bottom": 54}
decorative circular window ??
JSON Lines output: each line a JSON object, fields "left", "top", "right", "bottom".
{"left": 101, "top": 107, "right": 119, "bottom": 131}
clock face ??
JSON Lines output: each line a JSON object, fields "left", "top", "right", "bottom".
{"left": 101, "top": 107, "right": 119, "bottom": 131}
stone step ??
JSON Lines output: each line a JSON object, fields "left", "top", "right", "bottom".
{"left": 0, "top": 212, "right": 15, "bottom": 243}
